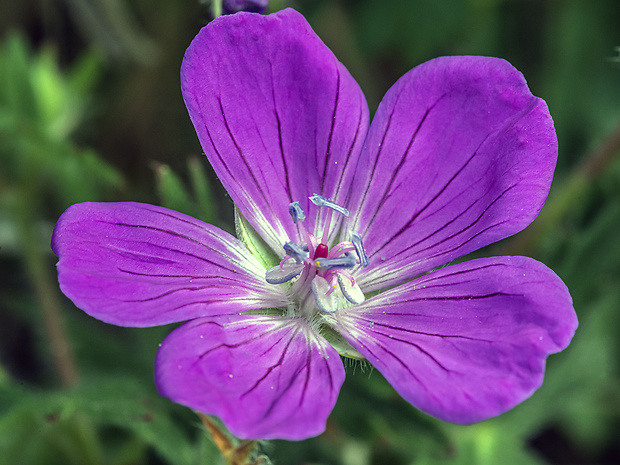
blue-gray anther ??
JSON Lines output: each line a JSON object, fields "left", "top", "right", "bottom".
{"left": 288, "top": 201, "right": 306, "bottom": 223}
{"left": 283, "top": 241, "right": 308, "bottom": 264}
{"left": 315, "top": 252, "right": 357, "bottom": 270}
{"left": 350, "top": 232, "right": 369, "bottom": 267}
{"left": 309, "top": 194, "right": 349, "bottom": 217}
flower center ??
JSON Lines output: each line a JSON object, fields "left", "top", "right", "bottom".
{"left": 265, "top": 195, "right": 369, "bottom": 316}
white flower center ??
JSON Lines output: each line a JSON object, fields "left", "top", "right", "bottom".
{"left": 265, "top": 195, "right": 368, "bottom": 317}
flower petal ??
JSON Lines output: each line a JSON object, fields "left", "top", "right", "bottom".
{"left": 155, "top": 314, "right": 345, "bottom": 440}
{"left": 333, "top": 256, "right": 577, "bottom": 423}
{"left": 52, "top": 202, "right": 285, "bottom": 326}
{"left": 346, "top": 56, "right": 557, "bottom": 290}
{"left": 182, "top": 9, "right": 369, "bottom": 252}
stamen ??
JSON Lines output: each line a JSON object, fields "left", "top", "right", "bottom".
{"left": 350, "top": 232, "right": 369, "bottom": 267}
{"left": 338, "top": 269, "right": 356, "bottom": 286}
{"left": 309, "top": 194, "right": 349, "bottom": 217}
{"left": 283, "top": 241, "right": 308, "bottom": 264}
{"left": 315, "top": 252, "right": 357, "bottom": 270}
{"left": 330, "top": 241, "right": 356, "bottom": 257}
{"left": 265, "top": 261, "right": 304, "bottom": 284}
{"left": 337, "top": 273, "right": 365, "bottom": 304}
{"left": 288, "top": 201, "right": 306, "bottom": 223}
{"left": 311, "top": 275, "right": 338, "bottom": 313}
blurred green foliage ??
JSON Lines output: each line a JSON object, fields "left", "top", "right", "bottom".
{"left": 1, "top": 0, "right": 619, "bottom": 464}
{"left": 0, "top": 34, "right": 122, "bottom": 213}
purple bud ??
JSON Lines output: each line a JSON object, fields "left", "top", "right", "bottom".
{"left": 222, "top": 0, "right": 269, "bottom": 15}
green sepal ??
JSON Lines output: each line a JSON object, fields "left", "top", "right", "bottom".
{"left": 234, "top": 206, "right": 279, "bottom": 270}
{"left": 320, "top": 325, "right": 365, "bottom": 360}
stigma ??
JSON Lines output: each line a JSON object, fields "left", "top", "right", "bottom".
{"left": 265, "top": 195, "right": 369, "bottom": 315}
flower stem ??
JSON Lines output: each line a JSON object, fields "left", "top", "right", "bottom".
{"left": 198, "top": 413, "right": 268, "bottom": 465}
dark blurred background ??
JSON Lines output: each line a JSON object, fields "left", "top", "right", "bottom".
{"left": 1, "top": 0, "right": 619, "bottom": 464}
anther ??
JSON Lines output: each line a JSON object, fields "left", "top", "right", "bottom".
{"left": 265, "top": 261, "right": 304, "bottom": 284}
{"left": 309, "top": 194, "right": 349, "bottom": 217}
{"left": 283, "top": 241, "right": 308, "bottom": 264}
{"left": 315, "top": 252, "right": 357, "bottom": 270}
{"left": 350, "top": 232, "right": 369, "bottom": 267}
{"left": 288, "top": 201, "right": 306, "bottom": 223}
{"left": 312, "top": 276, "right": 338, "bottom": 313}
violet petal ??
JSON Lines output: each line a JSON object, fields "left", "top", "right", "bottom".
{"left": 52, "top": 202, "right": 285, "bottom": 326}
{"left": 346, "top": 56, "right": 558, "bottom": 291}
{"left": 182, "top": 9, "right": 369, "bottom": 252}
{"left": 155, "top": 314, "right": 345, "bottom": 440}
{"left": 333, "top": 256, "right": 577, "bottom": 423}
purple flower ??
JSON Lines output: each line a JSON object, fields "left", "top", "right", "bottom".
{"left": 52, "top": 9, "right": 577, "bottom": 440}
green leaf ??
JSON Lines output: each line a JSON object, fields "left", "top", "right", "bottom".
{"left": 188, "top": 156, "right": 217, "bottom": 223}
{"left": 154, "top": 162, "right": 195, "bottom": 217}
{"left": 0, "top": 377, "right": 213, "bottom": 465}
{"left": 234, "top": 206, "right": 279, "bottom": 269}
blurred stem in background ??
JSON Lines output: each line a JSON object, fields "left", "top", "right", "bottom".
{"left": 0, "top": 35, "right": 122, "bottom": 387}
{"left": 14, "top": 186, "right": 79, "bottom": 387}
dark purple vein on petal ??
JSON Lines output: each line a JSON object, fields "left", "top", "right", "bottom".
{"left": 362, "top": 107, "right": 432, "bottom": 236}
{"left": 190, "top": 91, "right": 264, "bottom": 217}
{"left": 104, "top": 241, "right": 233, "bottom": 271}
{"left": 337, "top": 103, "right": 364, "bottom": 205}
{"left": 269, "top": 61, "right": 293, "bottom": 204}
{"left": 159, "top": 297, "right": 266, "bottom": 315}
{"left": 101, "top": 221, "right": 257, "bottom": 276}
{"left": 353, "top": 316, "right": 494, "bottom": 343}
{"left": 354, "top": 106, "right": 394, "bottom": 236}
{"left": 370, "top": 140, "right": 485, "bottom": 258}
{"left": 411, "top": 184, "right": 518, "bottom": 258}
{"left": 116, "top": 269, "right": 221, "bottom": 280}
{"left": 372, "top": 218, "right": 514, "bottom": 286}
{"left": 374, "top": 330, "right": 453, "bottom": 373}
{"left": 113, "top": 267, "right": 256, "bottom": 288}
{"left": 217, "top": 97, "right": 281, "bottom": 223}
{"left": 414, "top": 262, "right": 511, "bottom": 285}
{"left": 195, "top": 321, "right": 290, "bottom": 364}
{"left": 376, "top": 291, "right": 523, "bottom": 306}
{"left": 241, "top": 330, "right": 296, "bottom": 399}
{"left": 299, "top": 340, "right": 313, "bottom": 407}
{"left": 115, "top": 269, "right": 275, "bottom": 297}
{"left": 121, "top": 286, "right": 235, "bottom": 302}
{"left": 321, "top": 349, "right": 335, "bottom": 396}
{"left": 118, "top": 280, "right": 267, "bottom": 302}
{"left": 137, "top": 205, "right": 254, "bottom": 257}
{"left": 241, "top": 329, "right": 299, "bottom": 397}
{"left": 347, "top": 331, "right": 441, "bottom": 404}
{"left": 367, "top": 186, "right": 516, "bottom": 287}
{"left": 321, "top": 67, "right": 341, "bottom": 193}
